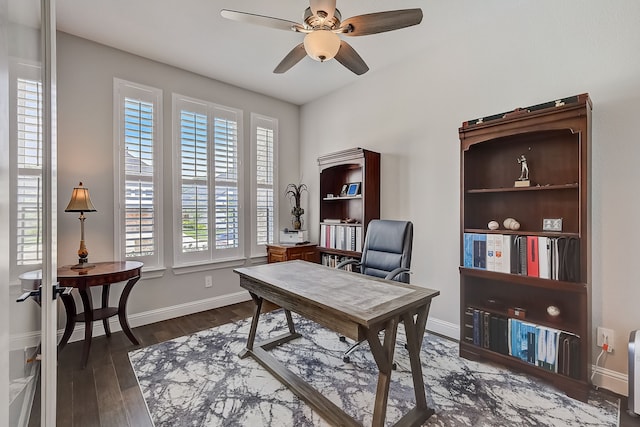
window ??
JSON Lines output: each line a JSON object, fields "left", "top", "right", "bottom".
{"left": 114, "top": 79, "right": 163, "bottom": 269}
{"left": 10, "top": 61, "right": 43, "bottom": 278}
{"left": 251, "top": 114, "right": 278, "bottom": 256}
{"left": 173, "top": 95, "right": 243, "bottom": 266}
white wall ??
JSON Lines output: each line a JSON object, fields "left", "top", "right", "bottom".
{"left": 300, "top": 0, "right": 640, "bottom": 394}
{"left": 54, "top": 32, "right": 300, "bottom": 332}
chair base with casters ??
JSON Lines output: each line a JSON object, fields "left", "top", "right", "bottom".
{"left": 335, "top": 219, "right": 414, "bottom": 368}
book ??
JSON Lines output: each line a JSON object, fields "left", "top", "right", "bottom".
{"left": 538, "top": 236, "right": 551, "bottom": 279}
{"left": 494, "top": 234, "right": 505, "bottom": 272}
{"left": 473, "top": 234, "right": 487, "bottom": 269}
{"left": 463, "top": 233, "right": 474, "bottom": 268}
{"left": 527, "top": 235, "right": 539, "bottom": 277}
{"left": 486, "top": 234, "right": 496, "bottom": 271}
{"left": 516, "top": 236, "right": 527, "bottom": 275}
{"left": 463, "top": 306, "right": 474, "bottom": 343}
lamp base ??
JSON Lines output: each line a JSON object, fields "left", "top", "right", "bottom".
{"left": 70, "top": 261, "right": 96, "bottom": 270}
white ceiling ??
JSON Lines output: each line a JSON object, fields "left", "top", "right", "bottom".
{"left": 55, "top": 0, "right": 433, "bottom": 105}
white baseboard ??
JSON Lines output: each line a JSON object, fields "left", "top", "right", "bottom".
{"left": 63, "top": 290, "right": 252, "bottom": 344}
{"left": 9, "top": 290, "right": 251, "bottom": 350}
{"left": 427, "top": 316, "right": 459, "bottom": 340}
{"left": 592, "top": 364, "right": 628, "bottom": 396}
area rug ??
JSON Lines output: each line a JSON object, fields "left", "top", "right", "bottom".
{"left": 129, "top": 311, "right": 619, "bottom": 426}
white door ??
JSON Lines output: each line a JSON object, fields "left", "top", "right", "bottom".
{"left": 4, "top": 0, "right": 58, "bottom": 425}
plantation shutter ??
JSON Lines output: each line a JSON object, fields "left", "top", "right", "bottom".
{"left": 124, "top": 97, "right": 156, "bottom": 257}
{"left": 256, "top": 125, "right": 274, "bottom": 246}
{"left": 179, "top": 110, "right": 209, "bottom": 253}
{"left": 213, "top": 113, "right": 239, "bottom": 250}
{"left": 16, "top": 78, "right": 43, "bottom": 265}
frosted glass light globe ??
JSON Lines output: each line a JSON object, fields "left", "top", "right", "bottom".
{"left": 304, "top": 30, "right": 341, "bottom": 62}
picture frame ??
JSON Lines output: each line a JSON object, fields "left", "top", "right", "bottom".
{"left": 346, "top": 182, "right": 361, "bottom": 196}
{"left": 542, "top": 218, "right": 563, "bottom": 232}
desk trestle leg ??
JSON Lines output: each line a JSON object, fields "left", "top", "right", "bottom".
{"left": 240, "top": 295, "right": 302, "bottom": 359}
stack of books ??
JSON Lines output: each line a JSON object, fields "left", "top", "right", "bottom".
{"left": 463, "top": 306, "right": 581, "bottom": 378}
{"left": 462, "top": 233, "right": 580, "bottom": 282}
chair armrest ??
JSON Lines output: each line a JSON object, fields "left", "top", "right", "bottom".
{"left": 336, "top": 258, "right": 360, "bottom": 270}
{"left": 385, "top": 267, "right": 410, "bottom": 281}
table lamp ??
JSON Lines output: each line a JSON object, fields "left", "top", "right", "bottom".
{"left": 65, "top": 182, "right": 97, "bottom": 269}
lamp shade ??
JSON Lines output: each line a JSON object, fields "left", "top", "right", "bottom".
{"left": 304, "top": 30, "right": 341, "bottom": 62}
{"left": 65, "top": 182, "right": 97, "bottom": 213}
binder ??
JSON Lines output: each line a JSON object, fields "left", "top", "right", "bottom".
{"left": 527, "top": 235, "right": 539, "bottom": 277}
{"left": 538, "top": 236, "right": 550, "bottom": 279}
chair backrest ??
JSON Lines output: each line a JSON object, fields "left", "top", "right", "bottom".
{"left": 359, "top": 220, "right": 413, "bottom": 283}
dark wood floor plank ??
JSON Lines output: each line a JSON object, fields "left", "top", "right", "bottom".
{"left": 72, "top": 364, "right": 101, "bottom": 427}
{"left": 121, "top": 385, "right": 154, "bottom": 427}
{"left": 56, "top": 370, "right": 73, "bottom": 427}
{"left": 94, "top": 359, "right": 130, "bottom": 427}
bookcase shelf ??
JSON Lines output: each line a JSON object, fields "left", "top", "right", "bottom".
{"left": 458, "top": 94, "right": 592, "bottom": 402}
{"left": 317, "top": 148, "right": 380, "bottom": 264}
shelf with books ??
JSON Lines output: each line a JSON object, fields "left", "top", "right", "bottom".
{"left": 317, "top": 148, "right": 380, "bottom": 260}
{"left": 458, "top": 94, "right": 592, "bottom": 402}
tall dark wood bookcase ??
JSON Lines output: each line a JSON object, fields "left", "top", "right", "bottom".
{"left": 317, "top": 148, "right": 380, "bottom": 262}
{"left": 458, "top": 94, "right": 592, "bottom": 401}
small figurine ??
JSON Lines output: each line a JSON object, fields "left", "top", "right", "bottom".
{"left": 517, "top": 155, "right": 529, "bottom": 181}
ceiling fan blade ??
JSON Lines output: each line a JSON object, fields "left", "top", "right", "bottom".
{"left": 310, "top": 0, "right": 336, "bottom": 19}
{"left": 273, "top": 43, "right": 307, "bottom": 74}
{"left": 340, "top": 9, "right": 423, "bottom": 36}
{"left": 334, "top": 40, "right": 369, "bottom": 75}
{"left": 221, "top": 9, "right": 304, "bottom": 32}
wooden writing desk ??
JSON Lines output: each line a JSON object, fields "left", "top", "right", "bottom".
{"left": 57, "top": 261, "right": 143, "bottom": 367}
{"left": 234, "top": 260, "right": 439, "bottom": 427}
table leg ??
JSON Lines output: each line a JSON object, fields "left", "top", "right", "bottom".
{"left": 284, "top": 309, "right": 297, "bottom": 335}
{"left": 58, "top": 292, "right": 77, "bottom": 353}
{"left": 117, "top": 275, "right": 140, "bottom": 346}
{"left": 102, "top": 284, "right": 111, "bottom": 337}
{"left": 78, "top": 288, "right": 93, "bottom": 368}
{"left": 366, "top": 317, "right": 399, "bottom": 427}
{"left": 239, "top": 293, "right": 263, "bottom": 359}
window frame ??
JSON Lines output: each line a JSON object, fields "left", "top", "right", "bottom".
{"left": 250, "top": 113, "right": 279, "bottom": 257}
{"left": 113, "top": 78, "right": 164, "bottom": 271}
{"left": 172, "top": 93, "right": 245, "bottom": 268}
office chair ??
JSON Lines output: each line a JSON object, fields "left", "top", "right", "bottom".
{"left": 337, "top": 219, "right": 413, "bottom": 364}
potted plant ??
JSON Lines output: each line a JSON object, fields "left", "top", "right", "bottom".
{"left": 285, "top": 183, "right": 307, "bottom": 230}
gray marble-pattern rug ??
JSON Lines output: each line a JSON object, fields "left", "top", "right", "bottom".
{"left": 129, "top": 311, "right": 619, "bottom": 426}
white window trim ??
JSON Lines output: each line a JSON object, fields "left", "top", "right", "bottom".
{"left": 250, "top": 113, "right": 278, "bottom": 258}
{"left": 172, "top": 93, "right": 244, "bottom": 268}
{"left": 113, "top": 78, "right": 164, "bottom": 270}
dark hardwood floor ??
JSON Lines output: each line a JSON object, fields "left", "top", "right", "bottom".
{"left": 27, "top": 300, "right": 640, "bottom": 426}
{"left": 29, "top": 301, "right": 255, "bottom": 427}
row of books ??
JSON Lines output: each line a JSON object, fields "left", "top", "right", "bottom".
{"left": 319, "top": 224, "right": 363, "bottom": 252}
{"left": 463, "top": 307, "right": 581, "bottom": 378}
{"left": 321, "top": 253, "right": 355, "bottom": 271}
{"left": 463, "top": 233, "right": 580, "bottom": 282}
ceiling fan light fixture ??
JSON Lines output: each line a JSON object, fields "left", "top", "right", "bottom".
{"left": 303, "top": 30, "right": 341, "bottom": 62}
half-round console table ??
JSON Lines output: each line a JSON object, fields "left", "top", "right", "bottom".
{"left": 57, "top": 261, "right": 143, "bottom": 367}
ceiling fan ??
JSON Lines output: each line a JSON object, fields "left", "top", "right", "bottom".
{"left": 220, "top": 0, "right": 423, "bottom": 75}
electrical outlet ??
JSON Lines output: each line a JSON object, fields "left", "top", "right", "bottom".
{"left": 596, "top": 327, "right": 614, "bottom": 352}
{"left": 205, "top": 275, "right": 213, "bottom": 288}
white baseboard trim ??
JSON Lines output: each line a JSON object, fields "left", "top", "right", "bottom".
{"left": 592, "top": 364, "right": 628, "bottom": 396}
{"left": 63, "top": 290, "right": 252, "bottom": 344}
{"left": 427, "top": 316, "right": 459, "bottom": 340}
{"left": 9, "top": 290, "right": 252, "bottom": 350}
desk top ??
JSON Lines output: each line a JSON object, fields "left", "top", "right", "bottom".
{"left": 235, "top": 260, "right": 439, "bottom": 327}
